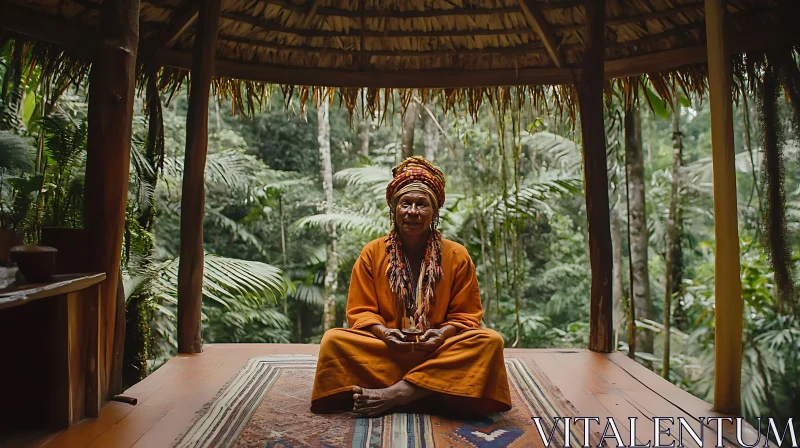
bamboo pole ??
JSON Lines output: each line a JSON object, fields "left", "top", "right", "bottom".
{"left": 577, "top": 0, "right": 613, "bottom": 353}
{"left": 177, "top": 0, "right": 221, "bottom": 354}
{"left": 83, "top": 0, "right": 140, "bottom": 400}
{"left": 705, "top": 0, "right": 743, "bottom": 415}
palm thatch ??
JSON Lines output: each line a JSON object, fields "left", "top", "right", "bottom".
{"left": 0, "top": 0, "right": 797, "bottom": 116}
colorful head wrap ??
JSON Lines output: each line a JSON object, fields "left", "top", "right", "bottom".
{"left": 385, "top": 156, "right": 446, "bottom": 210}
{"left": 384, "top": 156, "right": 446, "bottom": 332}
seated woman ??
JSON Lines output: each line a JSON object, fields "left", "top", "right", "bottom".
{"left": 311, "top": 157, "right": 511, "bottom": 417}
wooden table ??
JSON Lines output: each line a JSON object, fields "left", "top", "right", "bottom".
{"left": 0, "top": 273, "right": 106, "bottom": 431}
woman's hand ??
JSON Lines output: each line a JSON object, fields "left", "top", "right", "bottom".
{"left": 414, "top": 325, "right": 458, "bottom": 352}
{"left": 370, "top": 325, "right": 414, "bottom": 353}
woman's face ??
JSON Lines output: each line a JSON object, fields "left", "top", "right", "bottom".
{"left": 395, "top": 191, "right": 435, "bottom": 239}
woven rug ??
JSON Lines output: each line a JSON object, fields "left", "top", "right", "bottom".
{"left": 173, "top": 355, "right": 601, "bottom": 448}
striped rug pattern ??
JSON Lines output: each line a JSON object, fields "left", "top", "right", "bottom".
{"left": 173, "top": 355, "right": 600, "bottom": 447}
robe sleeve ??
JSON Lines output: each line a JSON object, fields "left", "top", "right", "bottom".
{"left": 346, "top": 244, "right": 387, "bottom": 330}
{"left": 439, "top": 247, "right": 483, "bottom": 331}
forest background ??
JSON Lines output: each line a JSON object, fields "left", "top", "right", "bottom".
{"left": 1, "top": 38, "right": 798, "bottom": 430}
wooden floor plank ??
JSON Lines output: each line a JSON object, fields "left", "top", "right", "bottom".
{"left": 83, "top": 358, "right": 230, "bottom": 448}
{"left": 603, "top": 352, "right": 768, "bottom": 447}
{"left": 42, "top": 357, "right": 215, "bottom": 448}
{"left": 544, "top": 351, "right": 638, "bottom": 439}
{"left": 34, "top": 346, "right": 730, "bottom": 448}
{"left": 519, "top": 351, "right": 634, "bottom": 444}
{"left": 131, "top": 345, "right": 277, "bottom": 447}
{"left": 572, "top": 351, "right": 709, "bottom": 448}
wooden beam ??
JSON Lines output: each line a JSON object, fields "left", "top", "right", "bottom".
{"left": 0, "top": 1, "right": 94, "bottom": 56}
{"left": 259, "top": 0, "right": 525, "bottom": 18}
{"left": 577, "top": 0, "right": 613, "bottom": 353}
{"left": 607, "top": 9, "right": 764, "bottom": 51}
{"left": 177, "top": 0, "right": 222, "bottom": 355}
{"left": 301, "top": 0, "right": 322, "bottom": 28}
{"left": 220, "top": 12, "right": 533, "bottom": 38}
{"left": 705, "top": 0, "right": 742, "bottom": 416}
{"left": 219, "top": 34, "right": 546, "bottom": 57}
{"left": 153, "top": 48, "right": 572, "bottom": 87}
{"left": 83, "top": 0, "right": 140, "bottom": 401}
{"left": 604, "top": 29, "right": 787, "bottom": 78}
{"left": 164, "top": 0, "right": 200, "bottom": 48}
{"left": 517, "top": 0, "right": 563, "bottom": 67}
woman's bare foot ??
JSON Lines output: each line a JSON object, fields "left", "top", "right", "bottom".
{"left": 351, "top": 381, "right": 431, "bottom": 417}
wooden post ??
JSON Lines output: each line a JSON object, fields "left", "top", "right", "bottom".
{"left": 577, "top": 0, "right": 613, "bottom": 353}
{"left": 705, "top": 0, "right": 743, "bottom": 415}
{"left": 83, "top": 0, "right": 140, "bottom": 400}
{"left": 177, "top": 0, "right": 221, "bottom": 354}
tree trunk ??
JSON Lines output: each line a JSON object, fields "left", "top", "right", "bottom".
{"left": 625, "top": 102, "right": 653, "bottom": 355}
{"left": 761, "top": 65, "right": 794, "bottom": 310}
{"left": 318, "top": 101, "right": 338, "bottom": 331}
{"left": 279, "top": 193, "right": 288, "bottom": 315}
{"left": 177, "top": 0, "right": 222, "bottom": 354}
{"left": 422, "top": 99, "right": 437, "bottom": 161}
{"left": 6, "top": 40, "right": 25, "bottom": 127}
{"left": 476, "top": 210, "right": 493, "bottom": 327}
{"left": 83, "top": 0, "right": 140, "bottom": 400}
{"left": 577, "top": 0, "right": 613, "bottom": 353}
{"left": 611, "top": 205, "right": 626, "bottom": 348}
{"left": 359, "top": 119, "right": 370, "bottom": 157}
{"left": 662, "top": 96, "right": 683, "bottom": 378}
{"left": 401, "top": 101, "right": 417, "bottom": 159}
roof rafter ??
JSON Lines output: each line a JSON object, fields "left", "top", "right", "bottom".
{"left": 219, "top": 35, "right": 547, "bottom": 58}
{"left": 220, "top": 11, "right": 533, "bottom": 38}
{"left": 259, "top": 0, "right": 526, "bottom": 18}
{"left": 163, "top": 0, "right": 200, "bottom": 48}
{"left": 517, "top": 0, "right": 564, "bottom": 67}
{"left": 0, "top": 0, "right": 94, "bottom": 55}
{"left": 300, "top": 0, "right": 322, "bottom": 28}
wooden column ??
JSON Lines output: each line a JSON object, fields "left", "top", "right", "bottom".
{"left": 177, "top": 0, "right": 221, "bottom": 354}
{"left": 576, "top": 0, "right": 613, "bottom": 353}
{"left": 705, "top": 0, "right": 743, "bottom": 415}
{"left": 83, "top": 0, "right": 140, "bottom": 400}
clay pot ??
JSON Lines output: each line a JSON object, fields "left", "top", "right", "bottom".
{"left": 10, "top": 245, "right": 58, "bottom": 283}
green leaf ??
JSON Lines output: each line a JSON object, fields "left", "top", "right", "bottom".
{"left": 643, "top": 85, "right": 671, "bottom": 119}
{"left": 22, "top": 91, "right": 37, "bottom": 126}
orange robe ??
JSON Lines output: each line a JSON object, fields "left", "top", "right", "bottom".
{"left": 311, "top": 237, "right": 511, "bottom": 414}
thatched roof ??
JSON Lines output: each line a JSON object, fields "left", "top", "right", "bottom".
{"left": 1, "top": 0, "right": 798, "bottom": 115}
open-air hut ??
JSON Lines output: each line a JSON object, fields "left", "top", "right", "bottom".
{"left": 0, "top": 0, "right": 797, "bottom": 444}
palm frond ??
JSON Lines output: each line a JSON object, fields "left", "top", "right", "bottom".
{"left": 163, "top": 150, "right": 264, "bottom": 191}
{"left": 522, "top": 131, "right": 581, "bottom": 173}
{"left": 0, "top": 131, "right": 35, "bottom": 172}
{"left": 152, "top": 254, "right": 289, "bottom": 308}
{"left": 292, "top": 212, "right": 388, "bottom": 237}
{"left": 205, "top": 207, "right": 264, "bottom": 253}
{"left": 334, "top": 166, "right": 392, "bottom": 193}
{"left": 288, "top": 283, "right": 324, "bottom": 305}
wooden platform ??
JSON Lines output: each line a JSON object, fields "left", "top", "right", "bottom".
{"left": 7, "top": 344, "right": 761, "bottom": 448}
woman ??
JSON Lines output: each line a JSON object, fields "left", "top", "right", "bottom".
{"left": 311, "top": 157, "right": 511, "bottom": 417}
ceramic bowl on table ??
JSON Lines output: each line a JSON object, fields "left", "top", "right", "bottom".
{"left": 10, "top": 245, "right": 58, "bottom": 283}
